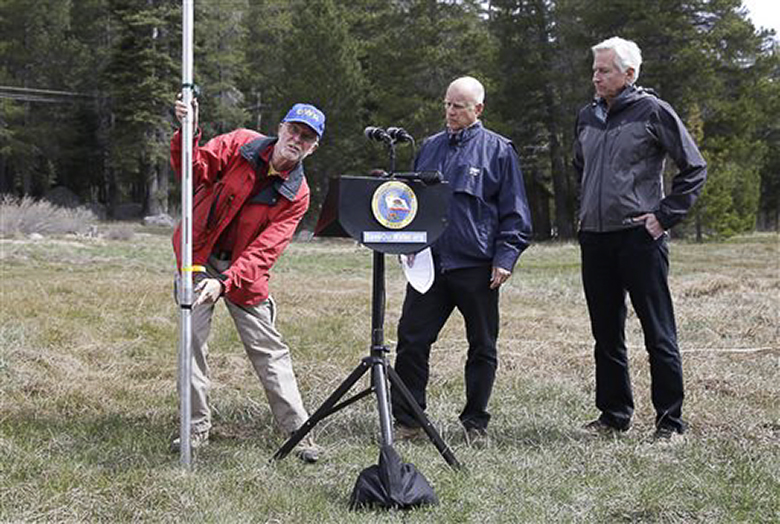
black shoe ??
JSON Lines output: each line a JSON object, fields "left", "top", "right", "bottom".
{"left": 463, "top": 426, "right": 490, "bottom": 448}
{"left": 582, "top": 418, "right": 630, "bottom": 435}
{"left": 653, "top": 425, "right": 685, "bottom": 444}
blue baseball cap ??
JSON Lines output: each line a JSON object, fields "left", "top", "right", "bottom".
{"left": 281, "top": 103, "right": 326, "bottom": 139}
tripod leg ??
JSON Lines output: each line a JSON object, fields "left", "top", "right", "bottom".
{"left": 272, "top": 359, "right": 371, "bottom": 461}
{"left": 371, "top": 359, "right": 394, "bottom": 447}
{"left": 387, "top": 365, "right": 462, "bottom": 470}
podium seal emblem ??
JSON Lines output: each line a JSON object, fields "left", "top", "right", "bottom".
{"left": 371, "top": 180, "right": 418, "bottom": 229}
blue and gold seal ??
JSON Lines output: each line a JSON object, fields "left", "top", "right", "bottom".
{"left": 371, "top": 180, "right": 418, "bottom": 230}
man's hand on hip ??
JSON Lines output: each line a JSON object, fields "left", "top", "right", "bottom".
{"left": 193, "top": 278, "right": 223, "bottom": 306}
{"left": 490, "top": 266, "right": 511, "bottom": 289}
{"left": 633, "top": 213, "right": 665, "bottom": 240}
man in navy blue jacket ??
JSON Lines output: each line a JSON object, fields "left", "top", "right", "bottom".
{"left": 391, "top": 76, "right": 533, "bottom": 444}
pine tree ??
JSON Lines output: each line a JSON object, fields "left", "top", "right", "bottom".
{"left": 490, "top": 0, "right": 575, "bottom": 239}
{"left": 241, "top": 0, "right": 296, "bottom": 137}
{"left": 751, "top": 40, "right": 779, "bottom": 231}
{"left": 104, "top": 0, "right": 178, "bottom": 216}
{"left": 0, "top": 0, "right": 77, "bottom": 196}
{"left": 551, "top": 0, "right": 774, "bottom": 239}
{"left": 56, "top": 0, "right": 112, "bottom": 207}
{"left": 275, "top": 0, "right": 368, "bottom": 226}
{"left": 194, "top": 0, "right": 250, "bottom": 138}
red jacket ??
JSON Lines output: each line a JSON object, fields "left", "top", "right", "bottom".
{"left": 171, "top": 128, "right": 310, "bottom": 306}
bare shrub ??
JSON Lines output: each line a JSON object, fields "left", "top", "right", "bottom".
{"left": 105, "top": 226, "right": 135, "bottom": 241}
{"left": 0, "top": 195, "right": 98, "bottom": 237}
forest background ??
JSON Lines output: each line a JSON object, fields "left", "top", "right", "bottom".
{"left": 0, "top": 0, "right": 778, "bottom": 240}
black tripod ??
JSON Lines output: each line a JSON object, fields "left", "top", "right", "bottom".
{"left": 272, "top": 249, "right": 460, "bottom": 469}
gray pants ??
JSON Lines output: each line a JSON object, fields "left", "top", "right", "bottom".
{"left": 179, "top": 255, "right": 309, "bottom": 435}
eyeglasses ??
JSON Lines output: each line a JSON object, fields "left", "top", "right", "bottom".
{"left": 284, "top": 122, "right": 318, "bottom": 144}
{"left": 443, "top": 100, "right": 473, "bottom": 111}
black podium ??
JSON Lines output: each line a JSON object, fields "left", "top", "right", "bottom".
{"left": 272, "top": 174, "right": 461, "bottom": 470}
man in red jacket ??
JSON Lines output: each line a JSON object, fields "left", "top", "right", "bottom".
{"left": 170, "top": 98, "right": 324, "bottom": 462}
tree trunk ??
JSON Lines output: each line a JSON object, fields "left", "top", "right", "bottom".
{"left": 545, "top": 88, "right": 574, "bottom": 239}
{"left": 105, "top": 162, "right": 118, "bottom": 219}
{"left": 527, "top": 170, "right": 552, "bottom": 240}
{"left": 144, "top": 158, "right": 168, "bottom": 216}
{"left": 21, "top": 102, "right": 32, "bottom": 196}
{"left": 103, "top": 111, "right": 118, "bottom": 219}
{"left": 158, "top": 158, "right": 169, "bottom": 214}
{"left": 144, "top": 159, "right": 158, "bottom": 215}
{"left": 0, "top": 155, "right": 9, "bottom": 194}
{"left": 536, "top": 0, "right": 574, "bottom": 240}
{"left": 695, "top": 209, "right": 703, "bottom": 242}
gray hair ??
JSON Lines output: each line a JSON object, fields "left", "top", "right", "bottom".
{"left": 449, "top": 76, "right": 485, "bottom": 105}
{"left": 592, "top": 37, "right": 642, "bottom": 83}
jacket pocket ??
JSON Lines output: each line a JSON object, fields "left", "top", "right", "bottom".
{"left": 191, "top": 184, "right": 214, "bottom": 249}
{"left": 192, "top": 183, "right": 233, "bottom": 250}
{"left": 206, "top": 183, "right": 225, "bottom": 229}
{"left": 447, "top": 164, "right": 493, "bottom": 260}
{"left": 450, "top": 164, "right": 484, "bottom": 200}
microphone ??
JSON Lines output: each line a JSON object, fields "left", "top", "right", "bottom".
{"left": 391, "top": 170, "right": 443, "bottom": 185}
{"left": 386, "top": 127, "right": 414, "bottom": 143}
{"left": 364, "top": 126, "right": 391, "bottom": 142}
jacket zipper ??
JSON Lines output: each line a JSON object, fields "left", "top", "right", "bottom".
{"left": 597, "top": 117, "right": 609, "bottom": 232}
{"left": 439, "top": 140, "right": 460, "bottom": 272}
{"left": 206, "top": 185, "right": 224, "bottom": 229}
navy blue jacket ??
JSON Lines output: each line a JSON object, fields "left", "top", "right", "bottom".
{"left": 415, "top": 121, "right": 532, "bottom": 272}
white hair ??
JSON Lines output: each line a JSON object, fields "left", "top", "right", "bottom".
{"left": 592, "top": 37, "right": 642, "bottom": 83}
{"left": 449, "top": 76, "right": 485, "bottom": 105}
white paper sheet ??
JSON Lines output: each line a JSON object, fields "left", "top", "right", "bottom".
{"left": 400, "top": 247, "right": 434, "bottom": 294}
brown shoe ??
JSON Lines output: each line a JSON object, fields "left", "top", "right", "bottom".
{"left": 293, "top": 436, "right": 321, "bottom": 463}
{"left": 169, "top": 429, "right": 210, "bottom": 453}
{"left": 394, "top": 423, "right": 424, "bottom": 441}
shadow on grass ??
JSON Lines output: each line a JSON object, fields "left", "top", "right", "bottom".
{"left": 3, "top": 409, "right": 327, "bottom": 471}
{"left": 440, "top": 421, "right": 588, "bottom": 449}
{"left": 3, "top": 411, "right": 182, "bottom": 471}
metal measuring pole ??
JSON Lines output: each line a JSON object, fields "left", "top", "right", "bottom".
{"left": 178, "top": 0, "right": 195, "bottom": 468}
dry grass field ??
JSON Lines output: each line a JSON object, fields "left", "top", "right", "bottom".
{"left": 0, "top": 227, "right": 778, "bottom": 522}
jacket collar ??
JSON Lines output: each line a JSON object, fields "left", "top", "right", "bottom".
{"left": 239, "top": 136, "right": 305, "bottom": 201}
{"left": 592, "top": 85, "right": 635, "bottom": 122}
{"left": 448, "top": 120, "right": 483, "bottom": 146}
{"left": 592, "top": 84, "right": 658, "bottom": 119}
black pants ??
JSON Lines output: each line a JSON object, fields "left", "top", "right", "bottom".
{"left": 579, "top": 228, "right": 685, "bottom": 432}
{"left": 391, "top": 265, "right": 498, "bottom": 431}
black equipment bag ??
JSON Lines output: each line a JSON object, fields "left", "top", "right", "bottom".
{"left": 349, "top": 444, "right": 438, "bottom": 510}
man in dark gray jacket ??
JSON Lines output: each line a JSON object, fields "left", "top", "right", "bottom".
{"left": 573, "top": 37, "right": 707, "bottom": 440}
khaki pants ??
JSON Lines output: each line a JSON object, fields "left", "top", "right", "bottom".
{"left": 179, "top": 255, "right": 309, "bottom": 435}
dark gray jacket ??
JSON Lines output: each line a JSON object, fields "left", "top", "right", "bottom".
{"left": 573, "top": 86, "right": 707, "bottom": 232}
